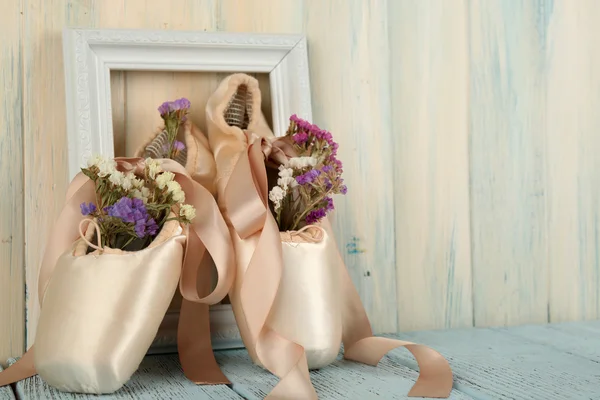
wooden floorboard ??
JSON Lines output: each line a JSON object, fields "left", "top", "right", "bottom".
{"left": 495, "top": 320, "right": 600, "bottom": 363}
{"left": 9, "top": 355, "right": 241, "bottom": 399}
{"left": 0, "top": 365, "right": 15, "bottom": 400}
{"left": 385, "top": 327, "right": 600, "bottom": 400}
{"left": 7, "top": 323, "right": 600, "bottom": 399}
{"left": 215, "top": 349, "right": 472, "bottom": 399}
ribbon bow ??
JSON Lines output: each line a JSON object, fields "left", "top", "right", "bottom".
{"left": 222, "top": 133, "right": 454, "bottom": 398}
{"left": 0, "top": 157, "right": 235, "bottom": 387}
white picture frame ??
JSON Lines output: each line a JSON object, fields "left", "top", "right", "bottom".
{"left": 61, "top": 28, "right": 313, "bottom": 352}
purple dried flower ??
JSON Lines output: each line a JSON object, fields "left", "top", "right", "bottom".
{"left": 107, "top": 197, "right": 136, "bottom": 223}
{"left": 293, "top": 132, "right": 309, "bottom": 144}
{"left": 80, "top": 202, "right": 97, "bottom": 216}
{"left": 324, "top": 178, "right": 333, "bottom": 190}
{"left": 340, "top": 185, "right": 348, "bottom": 195}
{"left": 134, "top": 219, "right": 146, "bottom": 238}
{"left": 158, "top": 102, "right": 170, "bottom": 116}
{"left": 174, "top": 97, "right": 191, "bottom": 110}
{"left": 306, "top": 208, "right": 327, "bottom": 225}
{"left": 324, "top": 196, "right": 335, "bottom": 211}
{"left": 146, "top": 218, "right": 159, "bottom": 236}
{"left": 173, "top": 140, "right": 185, "bottom": 151}
{"left": 322, "top": 165, "right": 333, "bottom": 173}
{"left": 295, "top": 169, "right": 321, "bottom": 185}
{"left": 107, "top": 196, "right": 158, "bottom": 238}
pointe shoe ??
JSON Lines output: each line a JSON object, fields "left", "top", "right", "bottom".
{"left": 206, "top": 73, "right": 274, "bottom": 197}
{"left": 206, "top": 73, "right": 274, "bottom": 364}
{"left": 136, "top": 120, "right": 217, "bottom": 196}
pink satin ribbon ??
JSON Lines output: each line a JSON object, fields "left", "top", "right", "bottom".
{"left": 0, "top": 158, "right": 234, "bottom": 387}
{"left": 223, "top": 133, "right": 454, "bottom": 399}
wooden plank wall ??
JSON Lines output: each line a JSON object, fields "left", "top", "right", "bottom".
{"left": 1, "top": 0, "right": 599, "bottom": 361}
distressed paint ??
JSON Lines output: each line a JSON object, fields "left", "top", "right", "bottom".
{"left": 216, "top": 348, "right": 472, "bottom": 399}
{"left": 10, "top": 355, "right": 241, "bottom": 399}
{"left": 468, "top": 0, "right": 550, "bottom": 327}
{"left": 0, "top": 365, "right": 16, "bottom": 400}
{"left": 391, "top": 323, "right": 600, "bottom": 400}
{"left": 23, "top": 0, "right": 96, "bottom": 348}
{"left": 304, "top": 0, "right": 398, "bottom": 333}
{"left": 545, "top": 0, "right": 600, "bottom": 322}
{"left": 0, "top": 0, "right": 24, "bottom": 366}
{"left": 4, "top": 0, "right": 600, "bottom": 360}
{"left": 390, "top": 0, "right": 473, "bottom": 331}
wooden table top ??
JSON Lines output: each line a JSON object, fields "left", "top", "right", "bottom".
{"left": 7, "top": 320, "right": 600, "bottom": 399}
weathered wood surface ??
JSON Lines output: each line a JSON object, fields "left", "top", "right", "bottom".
{"left": 9, "top": 0, "right": 600, "bottom": 360}
{"left": 468, "top": 0, "right": 550, "bottom": 327}
{"left": 0, "top": 0, "right": 25, "bottom": 365}
{"left": 215, "top": 349, "right": 471, "bottom": 400}
{"left": 545, "top": 0, "right": 600, "bottom": 323}
{"left": 391, "top": 322, "right": 600, "bottom": 400}
{"left": 9, "top": 355, "right": 241, "bottom": 399}
{"left": 0, "top": 365, "right": 16, "bottom": 400}
{"left": 8, "top": 324, "right": 600, "bottom": 399}
{"left": 389, "top": 0, "right": 473, "bottom": 331}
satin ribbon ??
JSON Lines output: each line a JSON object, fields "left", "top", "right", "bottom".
{"left": 0, "top": 157, "right": 234, "bottom": 388}
{"left": 223, "top": 133, "right": 453, "bottom": 399}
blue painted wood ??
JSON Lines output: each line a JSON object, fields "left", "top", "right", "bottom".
{"left": 0, "top": 365, "right": 16, "bottom": 400}
{"left": 9, "top": 355, "right": 241, "bottom": 399}
{"left": 215, "top": 348, "right": 472, "bottom": 399}
{"left": 468, "top": 0, "right": 550, "bottom": 328}
{"left": 494, "top": 320, "right": 600, "bottom": 363}
{"left": 387, "top": 325, "right": 600, "bottom": 399}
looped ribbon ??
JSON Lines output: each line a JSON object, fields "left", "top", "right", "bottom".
{"left": 280, "top": 225, "right": 325, "bottom": 243}
{"left": 223, "top": 132, "right": 454, "bottom": 398}
{"left": 0, "top": 157, "right": 235, "bottom": 387}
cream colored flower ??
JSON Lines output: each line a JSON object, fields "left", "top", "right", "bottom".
{"left": 145, "top": 158, "right": 163, "bottom": 179}
{"left": 268, "top": 186, "right": 286, "bottom": 212}
{"left": 278, "top": 166, "right": 294, "bottom": 178}
{"left": 132, "top": 187, "right": 151, "bottom": 203}
{"left": 277, "top": 176, "right": 296, "bottom": 189}
{"left": 288, "top": 156, "right": 317, "bottom": 169}
{"left": 156, "top": 171, "right": 175, "bottom": 189}
{"left": 167, "top": 180, "right": 185, "bottom": 203}
{"left": 87, "top": 154, "right": 104, "bottom": 168}
{"left": 108, "top": 170, "right": 125, "bottom": 186}
{"left": 127, "top": 172, "right": 144, "bottom": 189}
{"left": 96, "top": 158, "right": 117, "bottom": 177}
{"left": 180, "top": 204, "right": 196, "bottom": 222}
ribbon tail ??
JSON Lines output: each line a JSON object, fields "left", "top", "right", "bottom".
{"left": 344, "top": 338, "right": 453, "bottom": 398}
{"left": 320, "top": 218, "right": 453, "bottom": 398}
{"left": 0, "top": 347, "right": 37, "bottom": 386}
{"left": 178, "top": 253, "right": 230, "bottom": 385}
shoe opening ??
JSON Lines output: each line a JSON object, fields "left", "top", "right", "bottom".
{"left": 224, "top": 84, "right": 253, "bottom": 130}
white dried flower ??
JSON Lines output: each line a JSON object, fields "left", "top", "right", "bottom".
{"left": 268, "top": 186, "right": 286, "bottom": 212}
{"left": 127, "top": 172, "right": 144, "bottom": 189}
{"left": 108, "top": 170, "right": 125, "bottom": 186}
{"left": 87, "top": 154, "right": 104, "bottom": 168}
{"left": 180, "top": 204, "right": 196, "bottom": 222}
{"left": 278, "top": 166, "right": 294, "bottom": 178}
{"left": 156, "top": 171, "right": 175, "bottom": 190}
{"left": 96, "top": 158, "right": 117, "bottom": 177}
{"left": 167, "top": 180, "right": 185, "bottom": 203}
{"left": 288, "top": 156, "right": 317, "bottom": 169}
{"left": 277, "top": 176, "right": 296, "bottom": 189}
{"left": 145, "top": 158, "right": 163, "bottom": 179}
{"left": 132, "top": 187, "right": 151, "bottom": 203}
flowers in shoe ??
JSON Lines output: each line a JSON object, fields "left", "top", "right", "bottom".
{"left": 80, "top": 155, "right": 196, "bottom": 250}
{"left": 268, "top": 116, "right": 347, "bottom": 231}
{"left": 158, "top": 98, "right": 191, "bottom": 159}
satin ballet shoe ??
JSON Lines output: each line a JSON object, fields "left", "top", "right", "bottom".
{"left": 34, "top": 216, "right": 184, "bottom": 394}
{"left": 207, "top": 73, "right": 319, "bottom": 398}
{"left": 136, "top": 119, "right": 217, "bottom": 196}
